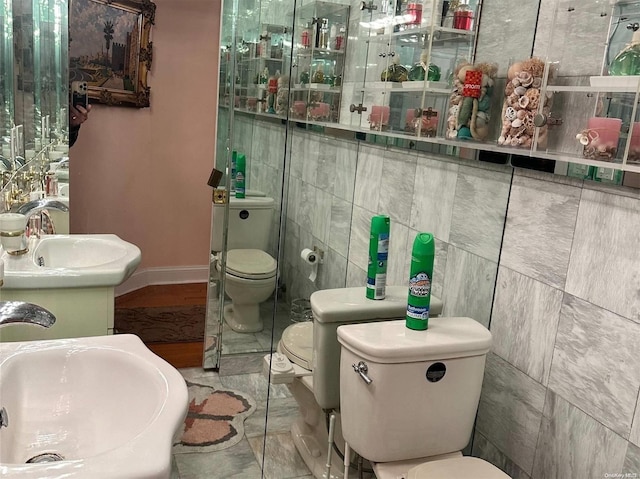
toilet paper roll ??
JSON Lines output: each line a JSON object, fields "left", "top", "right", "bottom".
{"left": 300, "top": 248, "right": 318, "bottom": 264}
{"left": 301, "top": 248, "right": 319, "bottom": 282}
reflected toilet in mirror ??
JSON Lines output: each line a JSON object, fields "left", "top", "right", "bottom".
{"left": 268, "top": 286, "right": 443, "bottom": 479}
{"left": 211, "top": 192, "right": 278, "bottom": 333}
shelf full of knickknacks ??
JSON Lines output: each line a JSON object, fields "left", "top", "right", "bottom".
{"left": 287, "top": 1, "right": 350, "bottom": 123}
{"left": 221, "top": 0, "right": 640, "bottom": 179}
{"left": 344, "top": 0, "right": 483, "bottom": 138}
{"left": 489, "top": 0, "right": 640, "bottom": 180}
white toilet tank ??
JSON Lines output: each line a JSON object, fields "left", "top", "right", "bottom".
{"left": 337, "top": 317, "right": 492, "bottom": 464}
{"left": 311, "top": 286, "right": 444, "bottom": 411}
{"left": 211, "top": 196, "right": 274, "bottom": 252}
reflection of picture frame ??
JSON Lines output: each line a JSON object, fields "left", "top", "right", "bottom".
{"left": 70, "top": 0, "right": 155, "bottom": 108}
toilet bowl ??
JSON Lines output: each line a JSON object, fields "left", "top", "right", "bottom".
{"left": 217, "top": 248, "right": 277, "bottom": 333}
{"left": 274, "top": 287, "right": 444, "bottom": 479}
{"left": 337, "top": 318, "right": 512, "bottom": 479}
{"left": 211, "top": 194, "right": 277, "bottom": 333}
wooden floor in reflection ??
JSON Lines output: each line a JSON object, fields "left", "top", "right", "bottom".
{"left": 115, "top": 283, "right": 207, "bottom": 368}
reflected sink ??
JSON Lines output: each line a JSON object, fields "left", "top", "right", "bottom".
{"left": 0, "top": 334, "right": 188, "bottom": 479}
{"left": 2, "top": 234, "right": 141, "bottom": 289}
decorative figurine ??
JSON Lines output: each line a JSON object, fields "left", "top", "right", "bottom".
{"left": 267, "top": 71, "right": 279, "bottom": 114}
{"left": 381, "top": 57, "right": 409, "bottom": 82}
{"left": 446, "top": 61, "right": 497, "bottom": 141}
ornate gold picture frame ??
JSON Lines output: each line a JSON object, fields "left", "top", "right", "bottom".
{"left": 69, "top": 0, "right": 155, "bottom": 107}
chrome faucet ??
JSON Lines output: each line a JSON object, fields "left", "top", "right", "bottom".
{"left": 11, "top": 199, "right": 69, "bottom": 237}
{"left": 0, "top": 301, "right": 56, "bottom": 328}
{"left": 12, "top": 198, "right": 69, "bottom": 216}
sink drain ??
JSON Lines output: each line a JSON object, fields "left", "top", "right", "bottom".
{"left": 26, "top": 452, "right": 64, "bottom": 463}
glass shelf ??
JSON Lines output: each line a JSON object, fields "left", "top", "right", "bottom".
{"left": 366, "top": 25, "right": 475, "bottom": 44}
{"left": 238, "top": 57, "right": 286, "bottom": 63}
{"left": 230, "top": 107, "right": 640, "bottom": 174}
{"left": 291, "top": 85, "right": 341, "bottom": 92}
{"left": 546, "top": 85, "right": 640, "bottom": 93}
{"left": 296, "top": 48, "right": 345, "bottom": 56}
{"left": 359, "top": 82, "right": 451, "bottom": 94}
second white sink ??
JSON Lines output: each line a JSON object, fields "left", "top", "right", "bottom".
{"left": 2, "top": 234, "right": 141, "bottom": 289}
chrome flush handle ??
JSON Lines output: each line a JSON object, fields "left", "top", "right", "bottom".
{"left": 352, "top": 361, "right": 373, "bottom": 385}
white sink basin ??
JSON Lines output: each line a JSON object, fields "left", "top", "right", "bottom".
{"left": 0, "top": 334, "right": 188, "bottom": 478}
{"left": 1, "top": 234, "right": 141, "bottom": 289}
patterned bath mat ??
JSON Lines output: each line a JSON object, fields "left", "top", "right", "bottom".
{"left": 114, "top": 305, "right": 206, "bottom": 343}
{"left": 173, "top": 380, "right": 256, "bottom": 453}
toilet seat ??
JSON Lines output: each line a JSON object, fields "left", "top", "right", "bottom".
{"left": 408, "top": 457, "right": 511, "bottom": 479}
{"left": 280, "top": 322, "right": 313, "bottom": 370}
{"left": 225, "top": 249, "right": 277, "bottom": 280}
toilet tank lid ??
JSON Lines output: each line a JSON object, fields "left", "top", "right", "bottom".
{"left": 337, "top": 317, "right": 492, "bottom": 363}
{"left": 311, "top": 286, "right": 406, "bottom": 324}
{"left": 214, "top": 196, "right": 274, "bottom": 209}
{"left": 310, "top": 286, "right": 442, "bottom": 324}
{"left": 408, "top": 458, "right": 511, "bottom": 479}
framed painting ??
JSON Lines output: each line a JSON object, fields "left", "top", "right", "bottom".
{"left": 69, "top": 0, "right": 155, "bottom": 107}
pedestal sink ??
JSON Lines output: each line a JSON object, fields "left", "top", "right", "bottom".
{"left": 0, "top": 334, "right": 188, "bottom": 478}
{"left": 0, "top": 235, "right": 141, "bottom": 342}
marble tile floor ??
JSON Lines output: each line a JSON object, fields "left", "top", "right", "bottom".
{"left": 171, "top": 356, "right": 315, "bottom": 479}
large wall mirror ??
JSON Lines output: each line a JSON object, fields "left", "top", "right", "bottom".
{"left": 205, "top": 0, "right": 542, "bottom": 367}
{"left": 1, "top": 0, "right": 69, "bottom": 217}
{"left": 206, "top": 1, "right": 640, "bottom": 476}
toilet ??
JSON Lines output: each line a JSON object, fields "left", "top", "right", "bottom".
{"left": 336, "top": 317, "right": 511, "bottom": 479}
{"left": 274, "top": 286, "right": 443, "bottom": 479}
{"left": 211, "top": 194, "right": 277, "bottom": 333}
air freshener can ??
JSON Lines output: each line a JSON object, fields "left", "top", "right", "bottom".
{"left": 366, "top": 215, "right": 390, "bottom": 300}
{"left": 406, "top": 232, "right": 435, "bottom": 330}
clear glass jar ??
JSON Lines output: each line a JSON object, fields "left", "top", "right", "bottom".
{"left": 609, "top": 31, "right": 640, "bottom": 76}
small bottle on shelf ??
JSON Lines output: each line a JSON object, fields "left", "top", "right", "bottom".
{"left": 301, "top": 23, "right": 311, "bottom": 48}
{"left": 406, "top": 2, "right": 423, "bottom": 27}
{"left": 335, "top": 24, "right": 346, "bottom": 51}
{"left": 259, "top": 67, "right": 269, "bottom": 84}
{"left": 319, "top": 19, "right": 329, "bottom": 49}
{"left": 260, "top": 31, "right": 269, "bottom": 57}
{"left": 453, "top": 0, "right": 473, "bottom": 30}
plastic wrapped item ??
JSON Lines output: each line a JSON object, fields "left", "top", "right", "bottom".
{"left": 576, "top": 117, "right": 622, "bottom": 162}
{"left": 408, "top": 59, "right": 441, "bottom": 82}
{"left": 405, "top": 108, "right": 438, "bottom": 137}
{"left": 369, "top": 105, "right": 390, "bottom": 130}
{"left": 276, "top": 75, "right": 289, "bottom": 115}
{"left": 628, "top": 122, "right": 640, "bottom": 164}
{"left": 446, "top": 61, "right": 497, "bottom": 141}
{"left": 381, "top": 59, "right": 409, "bottom": 82}
{"left": 498, "top": 57, "right": 551, "bottom": 149}
{"left": 290, "top": 298, "right": 312, "bottom": 322}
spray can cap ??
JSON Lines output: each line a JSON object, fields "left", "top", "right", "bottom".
{"left": 370, "top": 215, "right": 390, "bottom": 233}
{"left": 236, "top": 153, "right": 246, "bottom": 168}
{"left": 412, "top": 232, "right": 434, "bottom": 256}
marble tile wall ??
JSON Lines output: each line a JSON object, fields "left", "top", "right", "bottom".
{"left": 227, "top": 117, "right": 640, "bottom": 479}
{"left": 474, "top": 0, "right": 540, "bottom": 77}
{"left": 533, "top": 0, "right": 610, "bottom": 77}
{"left": 278, "top": 127, "right": 512, "bottom": 322}
{"left": 475, "top": 168, "right": 640, "bottom": 479}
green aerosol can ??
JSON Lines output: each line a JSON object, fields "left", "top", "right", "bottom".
{"left": 406, "top": 233, "right": 435, "bottom": 330}
{"left": 366, "top": 215, "right": 390, "bottom": 300}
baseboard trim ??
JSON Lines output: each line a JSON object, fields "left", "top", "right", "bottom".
{"left": 116, "top": 265, "right": 209, "bottom": 296}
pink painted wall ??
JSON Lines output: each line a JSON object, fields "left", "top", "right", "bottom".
{"left": 70, "top": 0, "right": 221, "bottom": 270}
